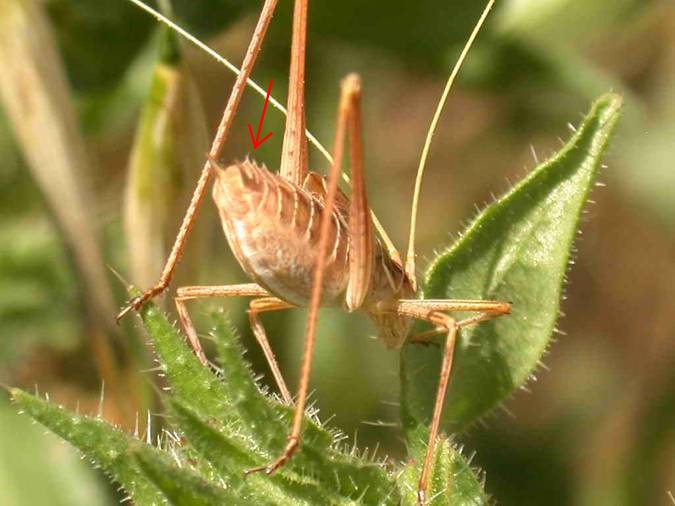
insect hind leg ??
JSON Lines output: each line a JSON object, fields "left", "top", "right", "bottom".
{"left": 384, "top": 298, "right": 510, "bottom": 504}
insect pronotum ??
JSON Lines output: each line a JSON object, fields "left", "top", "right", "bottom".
{"left": 118, "top": 0, "right": 509, "bottom": 503}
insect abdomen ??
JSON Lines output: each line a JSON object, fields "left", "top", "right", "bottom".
{"left": 212, "top": 160, "right": 349, "bottom": 307}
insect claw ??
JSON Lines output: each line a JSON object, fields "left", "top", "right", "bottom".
{"left": 243, "top": 464, "right": 266, "bottom": 477}
{"left": 116, "top": 286, "right": 165, "bottom": 323}
{"left": 417, "top": 488, "right": 427, "bottom": 506}
{"left": 116, "top": 298, "right": 143, "bottom": 322}
{"left": 243, "top": 460, "right": 282, "bottom": 477}
{"left": 244, "top": 436, "right": 299, "bottom": 477}
{"left": 115, "top": 299, "right": 138, "bottom": 323}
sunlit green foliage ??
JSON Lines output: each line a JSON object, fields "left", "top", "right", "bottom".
{"left": 11, "top": 94, "right": 621, "bottom": 505}
{"left": 1, "top": 0, "right": 671, "bottom": 504}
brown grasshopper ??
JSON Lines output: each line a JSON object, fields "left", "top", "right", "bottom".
{"left": 118, "top": 0, "right": 509, "bottom": 502}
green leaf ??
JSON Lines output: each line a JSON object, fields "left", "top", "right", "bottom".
{"left": 401, "top": 93, "right": 623, "bottom": 433}
{"left": 132, "top": 444, "right": 239, "bottom": 506}
{"left": 12, "top": 301, "right": 489, "bottom": 505}
{"left": 0, "top": 398, "right": 112, "bottom": 506}
{"left": 208, "top": 310, "right": 406, "bottom": 503}
{"left": 10, "top": 389, "right": 167, "bottom": 505}
{"left": 399, "top": 426, "right": 491, "bottom": 505}
{"left": 139, "top": 301, "right": 330, "bottom": 453}
{"left": 168, "top": 400, "right": 334, "bottom": 506}
{"left": 138, "top": 302, "right": 401, "bottom": 503}
{"left": 142, "top": 305, "right": 399, "bottom": 504}
{"left": 139, "top": 301, "right": 238, "bottom": 423}
{"left": 124, "top": 30, "right": 209, "bottom": 297}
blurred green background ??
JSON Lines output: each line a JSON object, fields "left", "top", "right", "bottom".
{"left": 1, "top": 0, "right": 674, "bottom": 504}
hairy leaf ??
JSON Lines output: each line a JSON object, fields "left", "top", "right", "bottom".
{"left": 399, "top": 426, "right": 491, "bottom": 505}
{"left": 140, "top": 304, "right": 401, "bottom": 504}
{"left": 401, "top": 93, "right": 623, "bottom": 433}
{"left": 13, "top": 300, "right": 489, "bottom": 505}
{"left": 132, "top": 445, "right": 239, "bottom": 506}
{"left": 10, "top": 389, "right": 166, "bottom": 505}
{"left": 0, "top": 398, "right": 112, "bottom": 506}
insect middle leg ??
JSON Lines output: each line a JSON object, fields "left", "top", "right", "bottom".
{"left": 389, "top": 298, "right": 511, "bottom": 504}
{"left": 174, "top": 284, "right": 294, "bottom": 403}
{"left": 247, "top": 297, "right": 294, "bottom": 403}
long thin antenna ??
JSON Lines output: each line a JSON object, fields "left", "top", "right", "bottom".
{"left": 127, "top": 0, "right": 331, "bottom": 161}
{"left": 404, "top": 0, "right": 495, "bottom": 290}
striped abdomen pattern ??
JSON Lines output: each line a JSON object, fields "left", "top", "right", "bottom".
{"left": 212, "top": 160, "right": 349, "bottom": 307}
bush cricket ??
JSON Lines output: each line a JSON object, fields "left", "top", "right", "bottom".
{"left": 118, "top": 0, "right": 510, "bottom": 502}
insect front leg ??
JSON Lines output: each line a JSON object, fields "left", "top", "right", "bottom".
{"left": 117, "top": 0, "right": 281, "bottom": 321}
{"left": 248, "top": 297, "right": 295, "bottom": 404}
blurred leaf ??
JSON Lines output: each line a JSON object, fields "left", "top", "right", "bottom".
{"left": 168, "top": 0, "right": 254, "bottom": 38}
{"left": 0, "top": 94, "right": 80, "bottom": 369}
{"left": 39, "top": 0, "right": 256, "bottom": 142}
{"left": 0, "top": 397, "right": 113, "bottom": 506}
{"left": 491, "top": 0, "right": 654, "bottom": 108}
{"left": 0, "top": 220, "right": 80, "bottom": 367}
{"left": 621, "top": 123, "right": 675, "bottom": 229}
{"left": 497, "top": 0, "right": 649, "bottom": 50}
{"left": 77, "top": 31, "right": 158, "bottom": 136}
{"left": 0, "top": 0, "right": 117, "bottom": 336}
{"left": 622, "top": 365, "right": 675, "bottom": 505}
{"left": 46, "top": 0, "right": 153, "bottom": 91}
{"left": 273, "top": 0, "right": 556, "bottom": 94}
{"left": 124, "top": 27, "right": 209, "bottom": 293}
{"left": 45, "top": 0, "right": 252, "bottom": 93}
{"left": 279, "top": 0, "right": 652, "bottom": 106}
{"left": 401, "top": 93, "right": 623, "bottom": 433}
{"left": 301, "top": 0, "right": 495, "bottom": 73}
{"left": 0, "top": 118, "right": 43, "bottom": 215}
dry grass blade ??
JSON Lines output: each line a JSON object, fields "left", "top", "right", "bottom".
{"left": 0, "top": 0, "right": 115, "bottom": 329}
{"left": 0, "top": 0, "right": 126, "bottom": 406}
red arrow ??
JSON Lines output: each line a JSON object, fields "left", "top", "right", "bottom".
{"left": 248, "top": 79, "right": 274, "bottom": 149}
